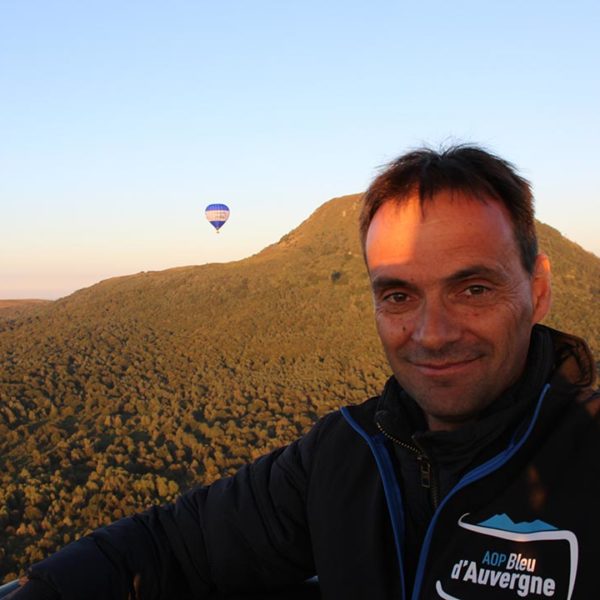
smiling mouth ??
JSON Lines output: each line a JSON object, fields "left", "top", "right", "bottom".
{"left": 410, "top": 356, "right": 481, "bottom": 375}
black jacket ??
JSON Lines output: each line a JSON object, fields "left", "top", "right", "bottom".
{"left": 23, "top": 326, "right": 600, "bottom": 599}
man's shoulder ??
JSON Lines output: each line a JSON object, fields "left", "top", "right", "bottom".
{"left": 305, "top": 393, "right": 383, "bottom": 444}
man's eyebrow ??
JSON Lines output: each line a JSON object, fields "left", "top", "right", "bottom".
{"left": 370, "top": 265, "right": 506, "bottom": 292}
{"left": 370, "top": 275, "right": 416, "bottom": 293}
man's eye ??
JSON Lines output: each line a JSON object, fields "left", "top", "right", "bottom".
{"left": 384, "top": 292, "right": 409, "bottom": 303}
{"left": 464, "top": 285, "right": 489, "bottom": 297}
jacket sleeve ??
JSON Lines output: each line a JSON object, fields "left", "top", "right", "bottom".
{"left": 21, "top": 417, "right": 326, "bottom": 600}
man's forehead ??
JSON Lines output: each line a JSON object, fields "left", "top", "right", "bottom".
{"left": 365, "top": 191, "right": 518, "bottom": 273}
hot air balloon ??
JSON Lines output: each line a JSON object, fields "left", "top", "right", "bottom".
{"left": 205, "top": 203, "right": 230, "bottom": 233}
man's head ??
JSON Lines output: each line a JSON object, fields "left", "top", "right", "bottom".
{"left": 362, "top": 145, "right": 552, "bottom": 431}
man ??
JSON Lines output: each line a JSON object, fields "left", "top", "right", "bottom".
{"left": 11, "top": 145, "right": 600, "bottom": 599}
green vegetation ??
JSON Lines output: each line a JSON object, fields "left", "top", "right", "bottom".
{"left": 0, "top": 194, "right": 598, "bottom": 581}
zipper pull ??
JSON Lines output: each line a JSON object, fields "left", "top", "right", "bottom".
{"left": 418, "top": 456, "right": 431, "bottom": 489}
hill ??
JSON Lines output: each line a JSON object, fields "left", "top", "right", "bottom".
{"left": 1, "top": 194, "right": 599, "bottom": 581}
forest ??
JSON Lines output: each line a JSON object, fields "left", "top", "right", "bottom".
{"left": 1, "top": 194, "right": 599, "bottom": 582}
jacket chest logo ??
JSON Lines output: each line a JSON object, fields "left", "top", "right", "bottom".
{"left": 435, "top": 513, "right": 578, "bottom": 599}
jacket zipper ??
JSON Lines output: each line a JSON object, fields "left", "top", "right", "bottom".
{"left": 376, "top": 422, "right": 440, "bottom": 510}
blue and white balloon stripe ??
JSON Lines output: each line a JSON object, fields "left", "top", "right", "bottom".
{"left": 205, "top": 203, "right": 230, "bottom": 232}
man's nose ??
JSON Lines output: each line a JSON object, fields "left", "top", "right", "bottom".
{"left": 411, "top": 297, "right": 461, "bottom": 349}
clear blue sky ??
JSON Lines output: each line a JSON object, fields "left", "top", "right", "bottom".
{"left": 1, "top": 0, "right": 598, "bottom": 299}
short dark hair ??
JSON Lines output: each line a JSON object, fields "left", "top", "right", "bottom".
{"left": 359, "top": 144, "right": 538, "bottom": 273}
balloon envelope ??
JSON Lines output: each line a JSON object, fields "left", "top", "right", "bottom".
{"left": 205, "top": 203, "right": 230, "bottom": 232}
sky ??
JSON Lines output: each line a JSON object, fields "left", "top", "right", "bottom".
{"left": 1, "top": 0, "right": 599, "bottom": 299}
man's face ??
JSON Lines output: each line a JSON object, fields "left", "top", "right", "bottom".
{"left": 365, "top": 190, "right": 551, "bottom": 431}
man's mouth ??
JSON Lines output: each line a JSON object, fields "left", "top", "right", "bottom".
{"left": 409, "top": 356, "right": 482, "bottom": 376}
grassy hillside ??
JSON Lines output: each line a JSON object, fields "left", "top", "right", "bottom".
{"left": 1, "top": 194, "right": 598, "bottom": 581}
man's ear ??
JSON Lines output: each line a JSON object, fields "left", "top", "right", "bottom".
{"left": 531, "top": 253, "right": 552, "bottom": 324}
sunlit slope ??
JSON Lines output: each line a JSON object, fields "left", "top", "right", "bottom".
{"left": 0, "top": 194, "right": 384, "bottom": 579}
{"left": 535, "top": 223, "right": 599, "bottom": 349}
{"left": 1, "top": 194, "right": 385, "bottom": 426}
{"left": 0, "top": 194, "right": 598, "bottom": 580}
